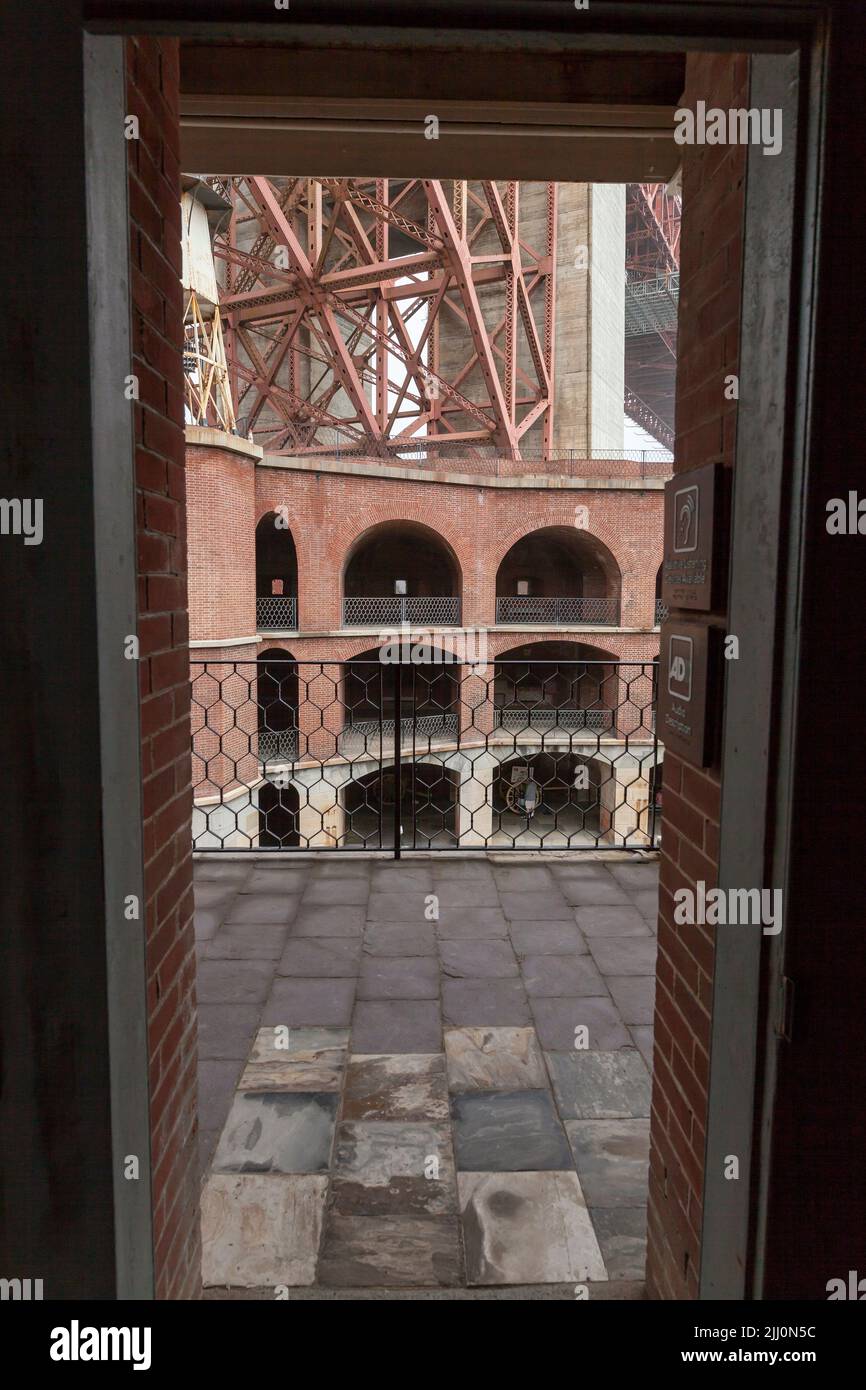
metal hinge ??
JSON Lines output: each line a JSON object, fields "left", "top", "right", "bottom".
{"left": 775, "top": 975, "right": 795, "bottom": 1042}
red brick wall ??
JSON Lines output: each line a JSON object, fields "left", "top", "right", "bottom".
{"left": 127, "top": 36, "right": 200, "bottom": 1300}
{"left": 184, "top": 450, "right": 666, "bottom": 640}
{"left": 645, "top": 50, "right": 748, "bottom": 1300}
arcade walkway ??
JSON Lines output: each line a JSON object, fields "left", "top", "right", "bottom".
{"left": 195, "top": 853, "right": 657, "bottom": 1296}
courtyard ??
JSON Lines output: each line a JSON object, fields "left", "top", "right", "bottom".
{"left": 195, "top": 852, "right": 657, "bottom": 1295}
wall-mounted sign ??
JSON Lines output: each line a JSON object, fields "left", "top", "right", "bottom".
{"left": 657, "top": 620, "right": 717, "bottom": 767}
{"left": 662, "top": 462, "right": 723, "bottom": 611}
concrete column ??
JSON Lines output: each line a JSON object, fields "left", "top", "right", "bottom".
{"left": 600, "top": 755, "right": 652, "bottom": 846}
{"left": 457, "top": 754, "right": 495, "bottom": 846}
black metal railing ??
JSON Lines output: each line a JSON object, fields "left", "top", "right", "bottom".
{"left": 190, "top": 658, "right": 660, "bottom": 855}
{"left": 342, "top": 595, "right": 461, "bottom": 626}
{"left": 257, "top": 595, "right": 298, "bottom": 631}
{"left": 496, "top": 596, "right": 620, "bottom": 626}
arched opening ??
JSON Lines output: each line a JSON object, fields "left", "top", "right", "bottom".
{"left": 342, "top": 520, "right": 462, "bottom": 626}
{"left": 258, "top": 776, "right": 300, "bottom": 849}
{"left": 493, "top": 639, "right": 619, "bottom": 736}
{"left": 654, "top": 564, "right": 667, "bottom": 625}
{"left": 341, "top": 644, "right": 460, "bottom": 751}
{"left": 493, "top": 750, "right": 604, "bottom": 846}
{"left": 495, "top": 525, "right": 621, "bottom": 625}
{"left": 256, "top": 647, "right": 298, "bottom": 762}
{"left": 256, "top": 511, "right": 299, "bottom": 631}
{"left": 343, "top": 761, "right": 459, "bottom": 848}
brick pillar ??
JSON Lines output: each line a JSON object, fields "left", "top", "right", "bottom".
{"left": 127, "top": 35, "right": 200, "bottom": 1300}
{"left": 645, "top": 50, "right": 747, "bottom": 1301}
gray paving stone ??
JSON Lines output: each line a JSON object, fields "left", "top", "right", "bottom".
{"left": 587, "top": 935, "right": 658, "bottom": 977}
{"left": 432, "top": 860, "right": 496, "bottom": 882}
{"left": 351, "top": 1000, "right": 442, "bottom": 1053}
{"left": 439, "top": 940, "right": 519, "bottom": 979}
{"left": 206, "top": 922, "right": 289, "bottom": 960}
{"left": 444, "top": 1027, "right": 547, "bottom": 1092}
{"left": 371, "top": 865, "right": 434, "bottom": 893}
{"left": 197, "top": 1003, "right": 261, "bottom": 1060}
{"left": 302, "top": 877, "right": 370, "bottom": 906}
{"left": 559, "top": 877, "right": 632, "bottom": 906}
{"left": 509, "top": 920, "right": 588, "bottom": 956}
{"left": 357, "top": 955, "right": 440, "bottom": 1000}
{"left": 195, "top": 907, "right": 226, "bottom": 941}
{"left": 290, "top": 905, "right": 366, "bottom": 937}
{"left": 574, "top": 904, "right": 652, "bottom": 937}
{"left": 318, "top": 1214, "right": 462, "bottom": 1287}
{"left": 608, "top": 975, "right": 656, "bottom": 1026}
{"left": 546, "top": 1050, "right": 651, "bottom": 1119}
{"left": 342, "top": 1053, "right": 449, "bottom": 1122}
{"left": 530, "top": 997, "right": 631, "bottom": 1051}
{"left": 433, "top": 879, "right": 500, "bottom": 907}
{"left": 227, "top": 893, "right": 300, "bottom": 925}
{"left": 548, "top": 863, "right": 613, "bottom": 882}
{"left": 435, "top": 908, "right": 508, "bottom": 939}
{"left": 442, "top": 978, "right": 530, "bottom": 1027}
{"left": 198, "top": 1058, "right": 244, "bottom": 1133}
{"left": 631, "top": 889, "right": 659, "bottom": 921}
{"left": 277, "top": 936, "right": 362, "bottom": 977}
{"left": 520, "top": 954, "right": 607, "bottom": 998}
{"left": 590, "top": 1206, "right": 647, "bottom": 1280}
{"left": 492, "top": 865, "right": 556, "bottom": 891}
{"left": 312, "top": 858, "right": 373, "bottom": 878}
{"left": 363, "top": 921, "right": 437, "bottom": 956}
{"left": 213, "top": 1091, "right": 339, "bottom": 1174}
{"left": 499, "top": 890, "right": 571, "bottom": 921}
{"left": 243, "top": 868, "right": 310, "bottom": 894}
{"left": 565, "top": 1119, "right": 651, "bottom": 1206}
{"left": 451, "top": 1088, "right": 573, "bottom": 1171}
{"left": 195, "top": 882, "right": 240, "bottom": 909}
{"left": 331, "top": 1121, "right": 456, "bottom": 1216}
{"left": 367, "top": 891, "right": 430, "bottom": 922}
{"left": 199, "top": 1128, "right": 219, "bottom": 1177}
{"left": 460, "top": 1171, "right": 606, "bottom": 1285}
{"left": 194, "top": 862, "right": 251, "bottom": 884}
{"left": 196, "top": 958, "right": 275, "bottom": 1004}
{"left": 609, "top": 862, "right": 659, "bottom": 891}
{"left": 262, "top": 977, "right": 356, "bottom": 1027}
{"left": 629, "top": 1026, "right": 654, "bottom": 1069}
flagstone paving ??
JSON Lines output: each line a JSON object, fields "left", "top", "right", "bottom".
{"left": 196, "top": 853, "right": 658, "bottom": 1292}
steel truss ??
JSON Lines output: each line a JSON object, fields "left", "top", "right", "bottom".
{"left": 209, "top": 177, "right": 557, "bottom": 460}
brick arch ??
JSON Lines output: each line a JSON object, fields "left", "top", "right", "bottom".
{"left": 340, "top": 515, "right": 464, "bottom": 593}
{"left": 492, "top": 518, "right": 623, "bottom": 585}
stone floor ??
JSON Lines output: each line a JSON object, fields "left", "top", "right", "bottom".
{"left": 195, "top": 853, "right": 658, "bottom": 1295}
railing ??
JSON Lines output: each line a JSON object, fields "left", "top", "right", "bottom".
{"left": 191, "top": 658, "right": 661, "bottom": 855}
{"left": 343, "top": 595, "right": 461, "bottom": 626}
{"left": 655, "top": 601, "right": 669, "bottom": 625}
{"left": 495, "top": 596, "right": 620, "bottom": 626}
{"left": 257, "top": 595, "right": 298, "bottom": 631}
{"left": 493, "top": 708, "right": 614, "bottom": 734}
{"left": 258, "top": 728, "right": 299, "bottom": 761}
{"left": 339, "top": 713, "right": 459, "bottom": 753}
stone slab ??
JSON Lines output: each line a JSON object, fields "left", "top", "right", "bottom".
{"left": 262, "top": 977, "right": 355, "bottom": 1027}
{"left": 197, "top": 1003, "right": 261, "bottom": 1060}
{"left": 363, "top": 921, "right": 437, "bottom": 956}
{"left": 331, "top": 1121, "right": 456, "bottom": 1216}
{"left": 459, "top": 1171, "right": 606, "bottom": 1285}
{"left": 205, "top": 922, "right": 289, "bottom": 960}
{"left": 444, "top": 1027, "right": 547, "bottom": 1092}
{"left": 587, "top": 936, "right": 657, "bottom": 978}
{"left": 435, "top": 908, "right": 508, "bottom": 939}
{"left": 351, "top": 1000, "right": 442, "bottom": 1054}
{"left": 213, "top": 1091, "right": 338, "bottom": 1174}
{"left": 196, "top": 958, "right": 275, "bottom": 1005}
{"left": 520, "top": 954, "right": 606, "bottom": 998}
{"left": 357, "top": 955, "right": 440, "bottom": 1000}
{"left": 574, "top": 905, "right": 652, "bottom": 938}
{"left": 530, "top": 997, "right": 631, "bottom": 1052}
{"left": 342, "top": 1053, "right": 449, "bottom": 1122}
{"left": 317, "top": 1215, "right": 462, "bottom": 1287}
{"left": 442, "top": 978, "right": 531, "bottom": 1027}
{"left": 239, "top": 1027, "right": 348, "bottom": 1093}
{"left": 509, "top": 920, "right": 588, "bottom": 956}
{"left": 227, "top": 894, "right": 300, "bottom": 925}
{"left": 546, "top": 1051, "right": 652, "bottom": 1119}
{"left": 276, "top": 936, "right": 362, "bottom": 977}
{"left": 607, "top": 975, "right": 656, "bottom": 1026}
{"left": 451, "top": 1089, "right": 573, "bottom": 1171}
{"left": 290, "top": 905, "right": 366, "bottom": 937}
{"left": 565, "top": 1119, "right": 651, "bottom": 1206}
{"left": 201, "top": 1173, "right": 327, "bottom": 1287}
{"left": 439, "top": 940, "right": 519, "bottom": 979}
{"left": 589, "top": 1206, "right": 647, "bottom": 1280}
